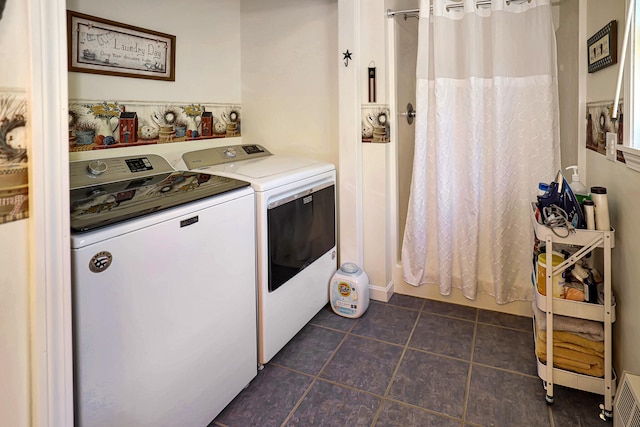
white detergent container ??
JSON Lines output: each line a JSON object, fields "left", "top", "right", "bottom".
{"left": 330, "top": 263, "right": 370, "bottom": 318}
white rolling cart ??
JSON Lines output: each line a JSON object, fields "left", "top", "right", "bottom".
{"left": 530, "top": 203, "right": 616, "bottom": 421}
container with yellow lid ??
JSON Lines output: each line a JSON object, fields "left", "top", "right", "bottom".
{"left": 537, "top": 252, "right": 565, "bottom": 298}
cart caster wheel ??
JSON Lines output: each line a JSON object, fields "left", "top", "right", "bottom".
{"left": 599, "top": 409, "right": 613, "bottom": 421}
{"left": 545, "top": 395, "right": 554, "bottom": 405}
{"left": 257, "top": 363, "right": 264, "bottom": 371}
{"left": 599, "top": 404, "right": 613, "bottom": 421}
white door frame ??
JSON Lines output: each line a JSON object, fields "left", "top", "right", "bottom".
{"left": 337, "top": 0, "right": 365, "bottom": 267}
{"left": 28, "top": 0, "right": 73, "bottom": 425}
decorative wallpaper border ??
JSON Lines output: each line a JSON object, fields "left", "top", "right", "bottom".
{"left": 68, "top": 99, "right": 241, "bottom": 152}
{"left": 586, "top": 100, "right": 625, "bottom": 163}
{"left": 0, "top": 89, "right": 29, "bottom": 225}
{"left": 362, "top": 104, "right": 390, "bottom": 143}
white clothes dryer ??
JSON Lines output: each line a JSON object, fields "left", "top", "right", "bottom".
{"left": 181, "top": 144, "right": 337, "bottom": 365}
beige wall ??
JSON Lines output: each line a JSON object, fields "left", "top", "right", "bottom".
{"left": 0, "top": 221, "right": 30, "bottom": 427}
{"left": 387, "top": 0, "right": 418, "bottom": 261}
{"left": 586, "top": 1, "right": 624, "bottom": 103}
{"left": 66, "top": 0, "right": 242, "bottom": 104}
{"left": 240, "top": 0, "right": 339, "bottom": 166}
{"left": 0, "top": 0, "right": 32, "bottom": 425}
{"left": 586, "top": 0, "right": 640, "bottom": 377}
{"left": 67, "top": 0, "right": 339, "bottom": 167}
{"left": 361, "top": 0, "right": 387, "bottom": 105}
{"left": 557, "top": 0, "right": 579, "bottom": 169}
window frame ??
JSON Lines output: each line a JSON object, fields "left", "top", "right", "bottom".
{"left": 621, "top": 0, "right": 640, "bottom": 171}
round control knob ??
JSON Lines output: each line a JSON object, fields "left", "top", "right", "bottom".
{"left": 87, "top": 160, "right": 108, "bottom": 176}
{"left": 223, "top": 147, "right": 237, "bottom": 158}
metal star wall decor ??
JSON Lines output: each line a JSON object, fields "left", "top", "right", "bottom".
{"left": 343, "top": 50, "right": 353, "bottom": 67}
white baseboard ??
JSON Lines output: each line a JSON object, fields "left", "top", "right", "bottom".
{"left": 369, "top": 280, "right": 394, "bottom": 302}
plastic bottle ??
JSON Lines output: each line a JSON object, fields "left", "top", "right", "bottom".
{"left": 537, "top": 182, "right": 549, "bottom": 196}
{"left": 582, "top": 199, "right": 596, "bottom": 230}
{"left": 590, "top": 186, "right": 610, "bottom": 231}
{"left": 565, "top": 166, "right": 588, "bottom": 203}
{"left": 583, "top": 273, "right": 598, "bottom": 304}
{"left": 330, "top": 263, "right": 370, "bottom": 318}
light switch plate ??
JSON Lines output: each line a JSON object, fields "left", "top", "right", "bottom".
{"left": 606, "top": 132, "right": 617, "bottom": 162}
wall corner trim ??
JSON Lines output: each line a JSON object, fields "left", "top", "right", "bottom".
{"left": 28, "top": 0, "right": 74, "bottom": 425}
{"left": 369, "top": 280, "right": 394, "bottom": 302}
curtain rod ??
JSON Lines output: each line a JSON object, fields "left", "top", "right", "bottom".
{"left": 386, "top": 0, "right": 536, "bottom": 18}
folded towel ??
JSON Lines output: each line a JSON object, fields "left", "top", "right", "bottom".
{"left": 536, "top": 328, "right": 604, "bottom": 354}
{"left": 534, "top": 322, "right": 604, "bottom": 377}
{"left": 532, "top": 301, "right": 604, "bottom": 341}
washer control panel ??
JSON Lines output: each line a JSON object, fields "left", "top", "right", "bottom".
{"left": 182, "top": 144, "right": 272, "bottom": 169}
{"left": 125, "top": 157, "right": 154, "bottom": 173}
{"left": 87, "top": 160, "right": 108, "bottom": 176}
{"left": 70, "top": 154, "right": 174, "bottom": 189}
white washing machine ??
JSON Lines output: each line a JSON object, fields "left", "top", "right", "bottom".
{"left": 181, "top": 144, "right": 337, "bottom": 364}
{"left": 70, "top": 154, "right": 258, "bottom": 427}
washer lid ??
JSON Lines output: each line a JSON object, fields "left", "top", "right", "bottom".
{"left": 70, "top": 171, "right": 250, "bottom": 232}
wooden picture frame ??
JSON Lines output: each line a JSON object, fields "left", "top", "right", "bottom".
{"left": 587, "top": 20, "right": 617, "bottom": 73}
{"left": 67, "top": 11, "right": 176, "bottom": 81}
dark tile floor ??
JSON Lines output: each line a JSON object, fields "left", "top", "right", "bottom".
{"left": 211, "top": 295, "right": 608, "bottom": 427}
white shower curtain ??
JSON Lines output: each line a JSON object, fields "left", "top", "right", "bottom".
{"left": 401, "top": 0, "right": 560, "bottom": 303}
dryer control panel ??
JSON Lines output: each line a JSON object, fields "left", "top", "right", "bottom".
{"left": 182, "top": 144, "right": 272, "bottom": 169}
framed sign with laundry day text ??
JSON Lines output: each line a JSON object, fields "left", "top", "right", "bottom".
{"left": 67, "top": 11, "right": 176, "bottom": 81}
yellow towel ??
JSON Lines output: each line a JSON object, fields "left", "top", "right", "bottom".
{"left": 536, "top": 328, "right": 604, "bottom": 354}
{"left": 535, "top": 324, "right": 604, "bottom": 378}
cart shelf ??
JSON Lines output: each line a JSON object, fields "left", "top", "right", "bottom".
{"left": 532, "top": 319, "right": 617, "bottom": 396}
{"left": 532, "top": 279, "right": 616, "bottom": 322}
{"left": 530, "top": 203, "right": 615, "bottom": 249}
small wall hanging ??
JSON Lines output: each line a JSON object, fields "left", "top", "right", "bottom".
{"left": 587, "top": 20, "right": 617, "bottom": 73}
{"left": 368, "top": 62, "right": 376, "bottom": 103}
{"left": 343, "top": 50, "right": 353, "bottom": 67}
